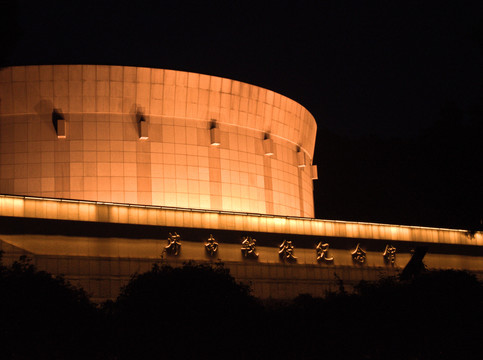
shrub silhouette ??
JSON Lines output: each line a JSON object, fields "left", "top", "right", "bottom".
{"left": 107, "top": 262, "right": 261, "bottom": 359}
{"left": 1, "top": 251, "right": 480, "bottom": 359}
{"left": 269, "top": 270, "right": 483, "bottom": 359}
{"left": 0, "top": 253, "right": 101, "bottom": 359}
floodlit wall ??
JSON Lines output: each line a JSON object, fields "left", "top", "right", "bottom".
{"left": 1, "top": 195, "right": 481, "bottom": 247}
{"left": 0, "top": 232, "right": 480, "bottom": 302}
{"left": 0, "top": 65, "right": 317, "bottom": 217}
{"left": 0, "top": 235, "right": 402, "bottom": 302}
{"left": 1, "top": 195, "right": 482, "bottom": 301}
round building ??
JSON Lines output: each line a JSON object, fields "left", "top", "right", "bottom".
{"left": 1, "top": 65, "right": 481, "bottom": 302}
{"left": 0, "top": 65, "right": 317, "bottom": 217}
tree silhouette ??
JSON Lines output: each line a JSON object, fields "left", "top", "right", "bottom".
{"left": 265, "top": 270, "right": 483, "bottom": 359}
{"left": 1, "top": 251, "right": 481, "bottom": 359}
{"left": 107, "top": 262, "right": 261, "bottom": 359}
{"left": 0, "top": 252, "right": 102, "bottom": 359}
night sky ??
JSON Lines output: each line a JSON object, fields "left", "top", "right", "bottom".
{"left": 1, "top": 0, "right": 482, "bottom": 230}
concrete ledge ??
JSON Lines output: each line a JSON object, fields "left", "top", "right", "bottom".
{"left": 1, "top": 194, "right": 481, "bottom": 246}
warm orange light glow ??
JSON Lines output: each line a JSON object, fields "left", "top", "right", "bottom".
{"left": 0, "top": 65, "right": 318, "bottom": 218}
{"left": 297, "top": 151, "right": 306, "bottom": 167}
{"left": 1, "top": 194, "right": 480, "bottom": 247}
{"left": 263, "top": 138, "right": 274, "bottom": 156}
{"left": 210, "top": 127, "right": 221, "bottom": 146}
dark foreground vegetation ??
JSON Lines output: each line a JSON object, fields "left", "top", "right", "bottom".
{"left": 1, "top": 254, "right": 482, "bottom": 360}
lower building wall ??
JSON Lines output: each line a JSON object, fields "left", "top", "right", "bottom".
{"left": 1, "top": 235, "right": 481, "bottom": 303}
{"left": 0, "top": 252, "right": 399, "bottom": 302}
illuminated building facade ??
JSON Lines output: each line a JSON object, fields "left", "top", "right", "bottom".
{"left": 0, "top": 65, "right": 316, "bottom": 217}
{"left": 0, "top": 66, "right": 482, "bottom": 302}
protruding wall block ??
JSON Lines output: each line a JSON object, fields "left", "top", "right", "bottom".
{"left": 52, "top": 109, "right": 66, "bottom": 138}
{"left": 137, "top": 108, "right": 148, "bottom": 140}
{"left": 57, "top": 119, "right": 66, "bottom": 138}
{"left": 311, "top": 165, "right": 318, "bottom": 180}
{"left": 297, "top": 151, "right": 306, "bottom": 167}
{"left": 263, "top": 137, "right": 274, "bottom": 156}
{"left": 139, "top": 117, "right": 148, "bottom": 140}
{"left": 210, "top": 126, "right": 220, "bottom": 146}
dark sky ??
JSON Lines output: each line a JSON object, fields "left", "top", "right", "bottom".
{"left": 2, "top": 0, "right": 482, "bottom": 229}
{"left": 4, "top": 0, "right": 481, "bottom": 136}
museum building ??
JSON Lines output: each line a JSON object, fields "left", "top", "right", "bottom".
{"left": 0, "top": 65, "right": 481, "bottom": 302}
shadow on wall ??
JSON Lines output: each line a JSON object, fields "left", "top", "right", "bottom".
{"left": 34, "top": 99, "right": 56, "bottom": 136}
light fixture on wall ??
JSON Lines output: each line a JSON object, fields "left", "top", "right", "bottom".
{"left": 52, "top": 109, "right": 66, "bottom": 138}
{"left": 137, "top": 108, "right": 148, "bottom": 140}
{"left": 297, "top": 149, "right": 306, "bottom": 168}
{"left": 263, "top": 133, "right": 274, "bottom": 156}
{"left": 210, "top": 120, "right": 220, "bottom": 146}
{"left": 311, "top": 164, "right": 318, "bottom": 180}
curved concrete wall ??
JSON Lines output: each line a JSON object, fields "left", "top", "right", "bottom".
{"left": 0, "top": 65, "right": 317, "bottom": 217}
